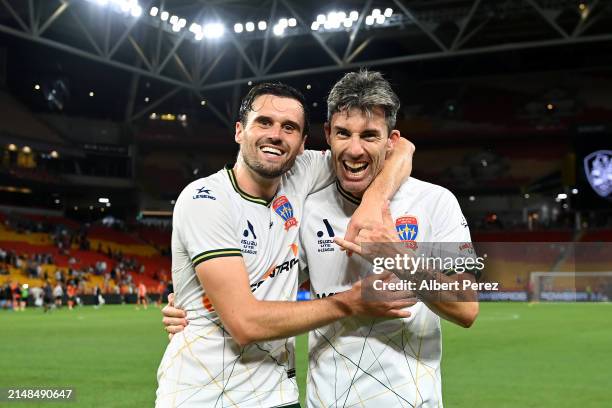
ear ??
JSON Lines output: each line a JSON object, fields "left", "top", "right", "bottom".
{"left": 299, "top": 135, "right": 307, "bottom": 154}
{"left": 235, "top": 121, "right": 243, "bottom": 144}
{"left": 324, "top": 122, "right": 331, "bottom": 147}
{"left": 386, "top": 130, "right": 400, "bottom": 153}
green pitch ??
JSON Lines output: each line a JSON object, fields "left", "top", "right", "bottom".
{"left": 0, "top": 303, "right": 609, "bottom": 407}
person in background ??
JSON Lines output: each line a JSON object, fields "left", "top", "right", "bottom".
{"left": 43, "top": 281, "right": 53, "bottom": 313}
{"left": 53, "top": 281, "right": 64, "bottom": 308}
{"left": 136, "top": 282, "right": 148, "bottom": 310}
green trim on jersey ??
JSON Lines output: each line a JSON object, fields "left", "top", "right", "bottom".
{"left": 336, "top": 181, "right": 361, "bottom": 205}
{"left": 192, "top": 248, "right": 242, "bottom": 267}
{"left": 225, "top": 165, "right": 273, "bottom": 206}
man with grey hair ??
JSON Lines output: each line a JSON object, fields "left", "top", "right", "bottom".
{"left": 163, "top": 70, "right": 478, "bottom": 407}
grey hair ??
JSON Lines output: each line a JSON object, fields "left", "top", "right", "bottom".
{"left": 326, "top": 69, "right": 400, "bottom": 133}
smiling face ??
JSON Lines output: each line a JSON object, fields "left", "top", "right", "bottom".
{"left": 235, "top": 94, "right": 306, "bottom": 179}
{"left": 325, "top": 107, "right": 399, "bottom": 196}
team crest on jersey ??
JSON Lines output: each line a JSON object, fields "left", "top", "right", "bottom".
{"left": 192, "top": 186, "right": 216, "bottom": 200}
{"left": 273, "top": 195, "right": 298, "bottom": 230}
{"left": 584, "top": 150, "right": 612, "bottom": 198}
{"left": 396, "top": 216, "right": 419, "bottom": 241}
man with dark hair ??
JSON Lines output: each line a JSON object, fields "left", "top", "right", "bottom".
{"left": 155, "top": 81, "right": 415, "bottom": 407}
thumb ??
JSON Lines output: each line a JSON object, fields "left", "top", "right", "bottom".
{"left": 343, "top": 219, "right": 357, "bottom": 243}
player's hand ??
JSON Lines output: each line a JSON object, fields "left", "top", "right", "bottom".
{"left": 343, "top": 197, "right": 384, "bottom": 256}
{"left": 335, "top": 202, "right": 402, "bottom": 262}
{"left": 345, "top": 272, "right": 417, "bottom": 318}
{"left": 162, "top": 293, "right": 188, "bottom": 340}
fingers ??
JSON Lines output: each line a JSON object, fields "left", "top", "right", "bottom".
{"left": 162, "top": 316, "right": 188, "bottom": 328}
{"left": 386, "top": 309, "right": 412, "bottom": 318}
{"left": 165, "top": 324, "right": 185, "bottom": 335}
{"left": 162, "top": 304, "right": 186, "bottom": 318}
{"left": 333, "top": 237, "right": 362, "bottom": 255}
{"left": 343, "top": 221, "right": 358, "bottom": 244}
{"left": 167, "top": 293, "right": 175, "bottom": 306}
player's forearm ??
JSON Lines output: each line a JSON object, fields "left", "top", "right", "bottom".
{"left": 414, "top": 271, "right": 479, "bottom": 328}
{"left": 363, "top": 137, "right": 414, "bottom": 202}
{"left": 232, "top": 293, "right": 355, "bottom": 346}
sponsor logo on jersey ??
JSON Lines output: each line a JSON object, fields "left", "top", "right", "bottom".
{"left": 396, "top": 215, "right": 419, "bottom": 249}
{"left": 241, "top": 220, "right": 258, "bottom": 254}
{"left": 584, "top": 150, "right": 612, "bottom": 198}
{"left": 202, "top": 295, "right": 214, "bottom": 312}
{"left": 193, "top": 186, "right": 216, "bottom": 200}
{"left": 316, "top": 219, "right": 336, "bottom": 253}
{"left": 273, "top": 195, "right": 298, "bottom": 230}
{"left": 250, "top": 257, "right": 299, "bottom": 292}
{"left": 315, "top": 291, "right": 337, "bottom": 298}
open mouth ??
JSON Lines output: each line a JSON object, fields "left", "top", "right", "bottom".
{"left": 342, "top": 160, "right": 369, "bottom": 177}
{"left": 259, "top": 146, "right": 285, "bottom": 157}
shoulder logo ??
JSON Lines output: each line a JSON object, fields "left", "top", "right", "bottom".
{"left": 193, "top": 186, "right": 216, "bottom": 200}
{"left": 273, "top": 195, "right": 298, "bottom": 230}
{"left": 317, "top": 219, "right": 335, "bottom": 253}
{"left": 241, "top": 220, "right": 257, "bottom": 254}
{"left": 584, "top": 150, "right": 612, "bottom": 198}
{"left": 396, "top": 215, "right": 419, "bottom": 241}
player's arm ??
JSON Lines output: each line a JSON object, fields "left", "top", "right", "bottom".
{"left": 196, "top": 257, "right": 412, "bottom": 346}
{"left": 345, "top": 137, "right": 415, "bottom": 242}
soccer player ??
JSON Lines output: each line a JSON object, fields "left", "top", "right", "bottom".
{"left": 155, "top": 82, "right": 415, "bottom": 408}
{"left": 164, "top": 71, "right": 479, "bottom": 407}
{"left": 136, "top": 282, "right": 148, "bottom": 310}
{"left": 66, "top": 281, "right": 76, "bottom": 310}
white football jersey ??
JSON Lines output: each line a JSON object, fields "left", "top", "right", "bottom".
{"left": 156, "top": 150, "right": 333, "bottom": 408}
{"left": 299, "top": 178, "right": 472, "bottom": 408}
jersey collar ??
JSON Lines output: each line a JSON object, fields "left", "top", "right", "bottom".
{"left": 225, "top": 164, "right": 273, "bottom": 207}
{"left": 336, "top": 181, "right": 362, "bottom": 205}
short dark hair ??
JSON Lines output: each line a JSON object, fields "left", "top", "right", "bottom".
{"left": 238, "top": 82, "right": 310, "bottom": 137}
{"left": 327, "top": 69, "right": 400, "bottom": 132}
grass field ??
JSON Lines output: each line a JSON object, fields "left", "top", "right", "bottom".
{"left": 0, "top": 303, "right": 609, "bottom": 407}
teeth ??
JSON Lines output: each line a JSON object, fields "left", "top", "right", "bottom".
{"left": 343, "top": 161, "right": 368, "bottom": 171}
{"left": 261, "top": 146, "right": 282, "bottom": 156}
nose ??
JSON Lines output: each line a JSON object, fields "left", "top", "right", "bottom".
{"left": 347, "top": 135, "right": 365, "bottom": 157}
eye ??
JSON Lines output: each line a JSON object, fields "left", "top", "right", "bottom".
{"left": 336, "top": 129, "right": 350, "bottom": 138}
{"left": 257, "top": 118, "right": 272, "bottom": 127}
{"left": 283, "top": 123, "right": 296, "bottom": 132}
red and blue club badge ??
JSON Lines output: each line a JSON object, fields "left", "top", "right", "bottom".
{"left": 273, "top": 195, "right": 298, "bottom": 230}
{"left": 395, "top": 216, "right": 419, "bottom": 247}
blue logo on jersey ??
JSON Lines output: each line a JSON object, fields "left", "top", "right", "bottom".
{"left": 272, "top": 196, "right": 298, "bottom": 230}
{"left": 193, "top": 186, "right": 216, "bottom": 200}
{"left": 395, "top": 216, "right": 418, "bottom": 241}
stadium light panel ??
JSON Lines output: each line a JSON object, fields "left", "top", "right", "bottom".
{"left": 376, "top": 15, "right": 385, "bottom": 24}
{"left": 119, "top": 1, "right": 131, "bottom": 13}
{"left": 55, "top": 199, "right": 60, "bottom": 204}
{"left": 557, "top": 193, "right": 568, "bottom": 200}
{"left": 337, "top": 11, "right": 346, "bottom": 20}
{"left": 343, "top": 19, "right": 353, "bottom": 28}
{"left": 8, "top": 144, "right": 17, "bottom": 151}
{"left": 23, "top": 146, "right": 32, "bottom": 154}
{"left": 311, "top": 22, "right": 319, "bottom": 30}
{"left": 50, "top": 150, "right": 59, "bottom": 158}
{"left": 278, "top": 18, "right": 288, "bottom": 29}
{"left": 372, "top": 8, "right": 381, "bottom": 17}
{"left": 273, "top": 25, "right": 284, "bottom": 36}
{"left": 130, "top": 5, "right": 142, "bottom": 17}
{"left": 234, "top": 23, "right": 243, "bottom": 33}
{"left": 469, "top": 195, "right": 475, "bottom": 201}
{"left": 245, "top": 22, "right": 255, "bottom": 32}
{"left": 160, "top": 11, "right": 169, "bottom": 21}
{"left": 34, "top": 84, "right": 40, "bottom": 90}
{"left": 365, "top": 15, "right": 374, "bottom": 25}
{"left": 349, "top": 11, "right": 358, "bottom": 21}
{"left": 316, "top": 14, "right": 326, "bottom": 24}
{"left": 106, "top": 202, "right": 111, "bottom": 207}
{"left": 203, "top": 23, "right": 224, "bottom": 39}
{"left": 288, "top": 18, "right": 297, "bottom": 27}
{"left": 524, "top": 193, "right": 530, "bottom": 199}
{"left": 189, "top": 23, "right": 201, "bottom": 33}
{"left": 384, "top": 8, "right": 393, "bottom": 17}
{"left": 89, "top": 91, "right": 95, "bottom": 97}
{"left": 169, "top": 15, "right": 178, "bottom": 25}
{"left": 258, "top": 21, "right": 267, "bottom": 30}
{"left": 178, "top": 18, "right": 187, "bottom": 28}
{"left": 98, "top": 198, "right": 110, "bottom": 203}
{"left": 323, "top": 20, "right": 332, "bottom": 29}
{"left": 172, "top": 24, "right": 180, "bottom": 32}
{"left": 144, "top": 97, "right": 149, "bottom": 102}
{"left": 200, "top": 100, "right": 206, "bottom": 106}
{"left": 96, "top": 0, "right": 109, "bottom": 6}
{"left": 149, "top": 6, "right": 158, "bottom": 17}
{"left": 572, "top": 188, "right": 579, "bottom": 194}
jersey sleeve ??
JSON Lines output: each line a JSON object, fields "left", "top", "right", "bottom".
{"left": 174, "top": 183, "right": 242, "bottom": 268}
{"left": 432, "top": 189, "right": 471, "bottom": 243}
{"left": 291, "top": 149, "right": 335, "bottom": 195}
